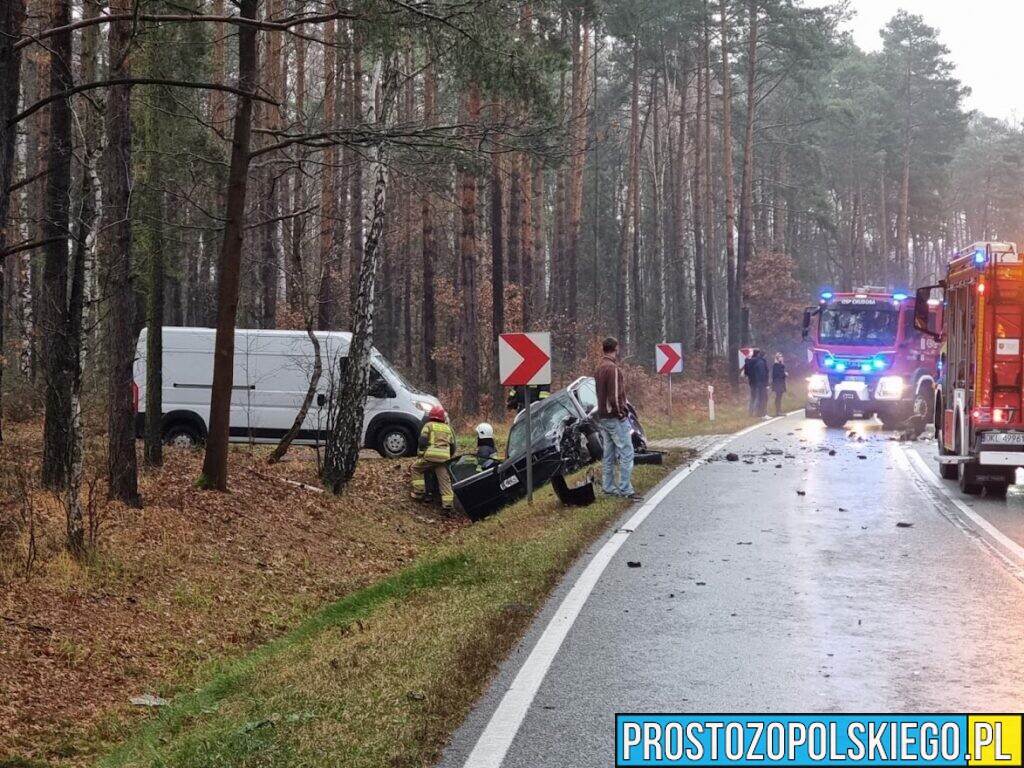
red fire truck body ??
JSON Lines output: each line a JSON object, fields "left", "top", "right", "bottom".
{"left": 916, "top": 241, "right": 1024, "bottom": 495}
{"left": 803, "top": 289, "right": 940, "bottom": 429}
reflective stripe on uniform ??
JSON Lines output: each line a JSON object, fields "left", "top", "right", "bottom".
{"left": 420, "top": 421, "right": 454, "bottom": 462}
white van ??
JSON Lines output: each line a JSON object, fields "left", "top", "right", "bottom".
{"left": 133, "top": 327, "right": 443, "bottom": 457}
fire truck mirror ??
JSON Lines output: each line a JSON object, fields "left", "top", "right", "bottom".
{"left": 801, "top": 309, "right": 812, "bottom": 341}
{"left": 913, "top": 285, "right": 943, "bottom": 338}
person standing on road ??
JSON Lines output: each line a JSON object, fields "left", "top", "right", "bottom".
{"left": 771, "top": 353, "right": 787, "bottom": 417}
{"left": 595, "top": 337, "right": 643, "bottom": 502}
{"left": 753, "top": 350, "right": 771, "bottom": 418}
{"left": 743, "top": 349, "right": 765, "bottom": 416}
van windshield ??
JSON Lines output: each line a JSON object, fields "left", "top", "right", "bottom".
{"left": 373, "top": 354, "right": 422, "bottom": 394}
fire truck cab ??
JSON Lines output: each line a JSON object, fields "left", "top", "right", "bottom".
{"left": 915, "top": 241, "right": 1024, "bottom": 496}
{"left": 802, "top": 288, "right": 940, "bottom": 430}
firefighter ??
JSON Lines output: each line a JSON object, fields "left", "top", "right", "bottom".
{"left": 410, "top": 405, "right": 456, "bottom": 512}
{"left": 474, "top": 422, "right": 499, "bottom": 471}
{"left": 506, "top": 384, "right": 550, "bottom": 412}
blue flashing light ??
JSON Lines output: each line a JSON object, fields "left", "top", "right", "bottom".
{"left": 820, "top": 290, "right": 834, "bottom": 301}
{"left": 872, "top": 356, "right": 886, "bottom": 370}
{"left": 892, "top": 292, "right": 908, "bottom": 301}
{"left": 823, "top": 357, "right": 835, "bottom": 368}
{"left": 974, "top": 248, "right": 987, "bottom": 265}
{"left": 860, "top": 363, "right": 872, "bottom": 373}
{"left": 835, "top": 362, "right": 847, "bottom": 373}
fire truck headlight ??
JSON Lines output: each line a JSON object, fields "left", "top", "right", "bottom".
{"left": 875, "top": 376, "right": 905, "bottom": 400}
{"left": 808, "top": 374, "right": 831, "bottom": 398}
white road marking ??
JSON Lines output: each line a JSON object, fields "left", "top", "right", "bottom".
{"left": 898, "top": 446, "right": 1024, "bottom": 572}
{"left": 461, "top": 410, "right": 801, "bottom": 768}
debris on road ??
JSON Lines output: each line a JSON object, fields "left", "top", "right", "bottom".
{"left": 896, "top": 522, "right": 914, "bottom": 528}
{"left": 627, "top": 561, "right": 642, "bottom": 568}
{"left": 725, "top": 453, "right": 739, "bottom": 462}
{"left": 796, "top": 490, "right": 806, "bottom": 496}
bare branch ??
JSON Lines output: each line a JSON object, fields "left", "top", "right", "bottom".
{"left": 9, "top": 78, "right": 278, "bottom": 127}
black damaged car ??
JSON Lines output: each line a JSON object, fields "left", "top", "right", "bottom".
{"left": 449, "top": 377, "right": 660, "bottom": 521}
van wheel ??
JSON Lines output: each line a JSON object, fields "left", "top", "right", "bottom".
{"left": 164, "top": 422, "right": 202, "bottom": 448}
{"left": 377, "top": 425, "right": 414, "bottom": 458}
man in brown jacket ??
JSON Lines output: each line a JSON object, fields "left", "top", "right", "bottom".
{"left": 594, "top": 337, "right": 642, "bottom": 501}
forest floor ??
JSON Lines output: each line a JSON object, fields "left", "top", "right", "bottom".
{"left": 0, "top": 393, "right": 756, "bottom": 766}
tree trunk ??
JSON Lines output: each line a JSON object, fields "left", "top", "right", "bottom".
{"left": 200, "top": 0, "right": 259, "bottom": 491}
{"left": 459, "top": 84, "right": 482, "bottom": 415}
{"left": 421, "top": 58, "right": 438, "bottom": 390}
{"left": 317, "top": 17, "right": 338, "bottom": 330}
{"left": 617, "top": 39, "right": 640, "bottom": 350}
{"left": 40, "top": 0, "right": 74, "bottom": 491}
{"left": 141, "top": 90, "right": 167, "bottom": 468}
{"left": 720, "top": 0, "right": 739, "bottom": 387}
{"left": 322, "top": 55, "right": 399, "bottom": 491}
{"left": 348, "top": 31, "right": 364, "bottom": 313}
{"left": 703, "top": 1, "right": 716, "bottom": 374}
{"left": 491, "top": 149, "right": 504, "bottom": 414}
{"left": 0, "top": 0, "right": 26, "bottom": 445}
{"left": 288, "top": 30, "right": 307, "bottom": 312}
{"left": 566, "top": 14, "right": 589, "bottom": 327}
{"left": 528, "top": 160, "right": 542, "bottom": 325}
{"left": 268, "top": 325, "right": 322, "bottom": 463}
{"left": 103, "top": 0, "right": 140, "bottom": 506}
{"left": 692, "top": 47, "right": 706, "bottom": 354}
{"left": 737, "top": 0, "right": 758, "bottom": 347}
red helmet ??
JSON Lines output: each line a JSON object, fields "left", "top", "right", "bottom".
{"left": 427, "top": 404, "right": 447, "bottom": 422}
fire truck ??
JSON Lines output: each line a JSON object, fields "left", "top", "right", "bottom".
{"left": 802, "top": 288, "right": 940, "bottom": 430}
{"left": 914, "top": 241, "right": 1024, "bottom": 496}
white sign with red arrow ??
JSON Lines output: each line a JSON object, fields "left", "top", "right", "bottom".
{"left": 655, "top": 342, "right": 684, "bottom": 375}
{"left": 499, "top": 332, "right": 552, "bottom": 387}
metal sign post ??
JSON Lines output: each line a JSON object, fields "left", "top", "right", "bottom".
{"left": 668, "top": 375, "right": 673, "bottom": 425}
{"left": 708, "top": 384, "right": 716, "bottom": 421}
{"left": 498, "top": 332, "right": 552, "bottom": 504}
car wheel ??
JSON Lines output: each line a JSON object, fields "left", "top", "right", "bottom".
{"left": 585, "top": 428, "right": 604, "bottom": 461}
{"left": 163, "top": 421, "right": 202, "bottom": 447}
{"left": 377, "top": 425, "right": 414, "bottom": 458}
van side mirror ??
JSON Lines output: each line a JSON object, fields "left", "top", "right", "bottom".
{"left": 316, "top": 393, "right": 326, "bottom": 408}
{"left": 913, "top": 284, "right": 943, "bottom": 338}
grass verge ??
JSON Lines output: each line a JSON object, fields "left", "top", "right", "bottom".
{"left": 97, "top": 458, "right": 686, "bottom": 768}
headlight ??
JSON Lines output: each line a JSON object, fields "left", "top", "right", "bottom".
{"left": 875, "top": 376, "right": 905, "bottom": 400}
{"left": 414, "top": 400, "right": 434, "bottom": 413}
{"left": 807, "top": 374, "right": 830, "bottom": 398}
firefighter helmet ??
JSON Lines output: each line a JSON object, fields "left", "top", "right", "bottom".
{"left": 475, "top": 422, "right": 494, "bottom": 439}
{"left": 427, "top": 404, "right": 447, "bottom": 422}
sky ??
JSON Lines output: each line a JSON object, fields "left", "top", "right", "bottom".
{"left": 839, "top": 0, "right": 1024, "bottom": 122}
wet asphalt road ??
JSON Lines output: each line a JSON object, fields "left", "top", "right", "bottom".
{"left": 440, "top": 414, "right": 1024, "bottom": 768}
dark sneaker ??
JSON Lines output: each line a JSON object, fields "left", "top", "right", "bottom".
{"left": 626, "top": 493, "right": 644, "bottom": 502}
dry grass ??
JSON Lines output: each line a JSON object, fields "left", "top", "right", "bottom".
{"left": 95, "top": 458, "right": 688, "bottom": 768}
{"left": 0, "top": 422, "right": 461, "bottom": 765}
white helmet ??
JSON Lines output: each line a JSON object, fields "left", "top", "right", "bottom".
{"left": 475, "top": 422, "right": 494, "bottom": 439}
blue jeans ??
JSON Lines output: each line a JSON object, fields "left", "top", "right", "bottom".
{"left": 599, "top": 417, "right": 635, "bottom": 496}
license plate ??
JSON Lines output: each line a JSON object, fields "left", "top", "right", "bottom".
{"left": 500, "top": 475, "right": 520, "bottom": 490}
{"left": 845, "top": 376, "right": 865, "bottom": 383}
{"left": 984, "top": 432, "right": 1024, "bottom": 445}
